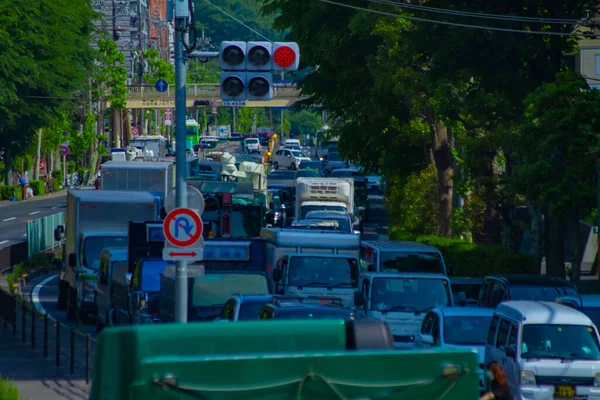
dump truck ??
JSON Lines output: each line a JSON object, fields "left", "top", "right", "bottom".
{"left": 54, "top": 190, "right": 161, "bottom": 322}
{"left": 295, "top": 177, "right": 354, "bottom": 221}
{"left": 92, "top": 320, "right": 483, "bottom": 400}
{"left": 100, "top": 161, "right": 175, "bottom": 215}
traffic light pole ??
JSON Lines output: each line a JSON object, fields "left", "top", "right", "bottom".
{"left": 174, "top": 16, "right": 188, "bottom": 324}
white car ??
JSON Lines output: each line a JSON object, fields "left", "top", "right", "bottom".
{"left": 272, "top": 148, "right": 311, "bottom": 170}
{"left": 244, "top": 138, "right": 261, "bottom": 153}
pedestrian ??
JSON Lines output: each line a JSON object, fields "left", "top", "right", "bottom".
{"left": 480, "top": 361, "right": 513, "bottom": 400}
{"left": 18, "top": 174, "right": 27, "bottom": 201}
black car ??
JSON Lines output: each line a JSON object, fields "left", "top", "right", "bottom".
{"left": 230, "top": 131, "right": 243, "bottom": 141}
{"left": 258, "top": 296, "right": 355, "bottom": 321}
{"left": 298, "top": 160, "right": 324, "bottom": 174}
{"left": 478, "top": 275, "right": 579, "bottom": 308}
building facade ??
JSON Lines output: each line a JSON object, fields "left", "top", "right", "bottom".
{"left": 576, "top": 39, "right": 600, "bottom": 89}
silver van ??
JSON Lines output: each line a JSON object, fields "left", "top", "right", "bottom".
{"left": 485, "top": 301, "right": 600, "bottom": 399}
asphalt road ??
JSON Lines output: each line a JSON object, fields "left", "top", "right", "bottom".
{"left": 0, "top": 193, "right": 67, "bottom": 248}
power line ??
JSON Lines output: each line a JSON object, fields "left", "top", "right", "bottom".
{"left": 366, "top": 0, "right": 583, "bottom": 24}
{"left": 200, "top": 0, "right": 272, "bottom": 41}
{"left": 315, "top": 0, "right": 598, "bottom": 37}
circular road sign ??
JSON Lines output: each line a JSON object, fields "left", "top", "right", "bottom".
{"left": 163, "top": 208, "right": 203, "bottom": 247}
{"left": 60, "top": 145, "right": 69, "bottom": 157}
{"left": 132, "top": 127, "right": 140, "bottom": 136}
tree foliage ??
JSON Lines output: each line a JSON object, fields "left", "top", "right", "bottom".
{"left": 0, "top": 0, "right": 96, "bottom": 183}
{"left": 94, "top": 35, "right": 128, "bottom": 109}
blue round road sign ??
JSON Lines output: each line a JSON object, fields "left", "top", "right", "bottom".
{"left": 60, "top": 145, "right": 69, "bottom": 157}
{"left": 155, "top": 80, "right": 169, "bottom": 93}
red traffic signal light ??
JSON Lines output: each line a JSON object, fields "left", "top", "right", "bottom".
{"left": 274, "top": 46, "right": 296, "bottom": 68}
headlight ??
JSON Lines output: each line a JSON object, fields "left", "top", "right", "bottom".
{"left": 521, "top": 370, "right": 536, "bottom": 385}
{"left": 594, "top": 373, "right": 600, "bottom": 386}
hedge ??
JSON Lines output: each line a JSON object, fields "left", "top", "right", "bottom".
{"left": 0, "top": 376, "right": 21, "bottom": 400}
{"left": 0, "top": 185, "right": 22, "bottom": 201}
{"left": 389, "top": 226, "right": 538, "bottom": 277}
{"left": 29, "top": 180, "right": 45, "bottom": 196}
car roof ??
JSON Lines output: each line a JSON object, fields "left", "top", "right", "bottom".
{"left": 581, "top": 295, "right": 600, "bottom": 307}
{"left": 233, "top": 294, "right": 273, "bottom": 304}
{"left": 486, "top": 275, "right": 574, "bottom": 287}
{"left": 450, "top": 277, "right": 484, "bottom": 284}
{"left": 437, "top": 306, "right": 494, "bottom": 318}
{"left": 496, "top": 301, "right": 593, "bottom": 325}
{"left": 363, "top": 272, "right": 449, "bottom": 280}
{"left": 362, "top": 240, "right": 441, "bottom": 253}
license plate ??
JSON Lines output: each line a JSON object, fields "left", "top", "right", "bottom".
{"left": 555, "top": 385, "right": 575, "bottom": 397}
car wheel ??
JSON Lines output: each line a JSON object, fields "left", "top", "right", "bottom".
{"left": 273, "top": 162, "right": 279, "bottom": 170}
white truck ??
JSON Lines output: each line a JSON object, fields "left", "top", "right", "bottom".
{"left": 261, "top": 227, "right": 361, "bottom": 306}
{"left": 100, "top": 161, "right": 175, "bottom": 215}
{"left": 129, "top": 135, "right": 169, "bottom": 157}
{"left": 295, "top": 177, "right": 354, "bottom": 221}
{"left": 54, "top": 190, "right": 161, "bottom": 322}
{"left": 208, "top": 125, "right": 231, "bottom": 139}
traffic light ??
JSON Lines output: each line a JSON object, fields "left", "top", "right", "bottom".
{"left": 246, "top": 42, "right": 272, "bottom": 71}
{"left": 219, "top": 41, "right": 246, "bottom": 70}
{"left": 194, "top": 100, "right": 210, "bottom": 107}
{"left": 220, "top": 72, "right": 246, "bottom": 101}
{"left": 246, "top": 72, "right": 273, "bottom": 101}
{"left": 272, "top": 42, "right": 300, "bottom": 72}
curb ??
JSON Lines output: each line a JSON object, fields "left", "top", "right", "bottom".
{"left": 0, "top": 190, "right": 66, "bottom": 208}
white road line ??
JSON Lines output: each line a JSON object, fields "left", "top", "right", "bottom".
{"left": 29, "top": 211, "right": 40, "bottom": 215}
{"left": 2, "top": 217, "right": 16, "bottom": 221}
{"left": 51, "top": 206, "right": 59, "bottom": 209}
{"left": 31, "top": 274, "right": 59, "bottom": 315}
{"left": 0, "top": 240, "right": 8, "bottom": 246}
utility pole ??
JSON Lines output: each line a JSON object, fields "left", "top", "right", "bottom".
{"left": 138, "top": 0, "right": 145, "bottom": 136}
{"left": 174, "top": 0, "right": 189, "bottom": 323}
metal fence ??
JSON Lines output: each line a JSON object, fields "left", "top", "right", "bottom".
{"left": 26, "top": 212, "right": 64, "bottom": 259}
{"left": 0, "top": 289, "right": 96, "bottom": 383}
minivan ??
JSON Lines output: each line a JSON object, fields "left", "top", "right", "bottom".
{"left": 485, "top": 301, "right": 600, "bottom": 399}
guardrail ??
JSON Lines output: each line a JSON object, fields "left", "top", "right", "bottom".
{"left": 26, "top": 212, "right": 64, "bottom": 259}
{"left": 0, "top": 288, "right": 96, "bottom": 384}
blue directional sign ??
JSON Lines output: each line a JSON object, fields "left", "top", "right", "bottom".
{"left": 155, "top": 79, "right": 169, "bottom": 93}
{"left": 62, "top": 131, "right": 68, "bottom": 137}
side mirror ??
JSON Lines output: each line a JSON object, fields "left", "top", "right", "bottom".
{"left": 68, "top": 253, "right": 76, "bottom": 267}
{"left": 159, "top": 207, "right": 167, "bottom": 220}
{"left": 54, "top": 226, "right": 64, "bottom": 241}
{"left": 272, "top": 268, "right": 282, "bottom": 282}
{"left": 456, "top": 291, "right": 467, "bottom": 306}
{"left": 287, "top": 154, "right": 291, "bottom": 158}
{"left": 125, "top": 273, "right": 133, "bottom": 286}
{"left": 420, "top": 334, "right": 434, "bottom": 345}
{"left": 506, "top": 345, "right": 516, "bottom": 359}
{"left": 353, "top": 291, "right": 363, "bottom": 307}
{"left": 51, "top": 258, "right": 61, "bottom": 266}
{"left": 446, "top": 264, "right": 453, "bottom": 275}
{"left": 367, "top": 264, "right": 377, "bottom": 272}
{"left": 353, "top": 230, "right": 361, "bottom": 235}
{"left": 269, "top": 202, "right": 274, "bottom": 210}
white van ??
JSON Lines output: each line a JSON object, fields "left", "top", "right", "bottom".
{"left": 485, "top": 301, "right": 600, "bottom": 399}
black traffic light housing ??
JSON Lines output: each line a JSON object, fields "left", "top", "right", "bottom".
{"left": 194, "top": 100, "right": 210, "bottom": 107}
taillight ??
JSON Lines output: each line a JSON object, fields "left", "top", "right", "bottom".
{"left": 151, "top": 311, "right": 158, "bottom": 317}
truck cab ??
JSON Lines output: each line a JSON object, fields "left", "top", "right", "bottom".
{"left": 272, "top": 254, "right": 361, "bottom": 308}
{"left": 95, "top": 247, "right": 128, "bottom": 331}
{"left": 355, "top": 272, "right": 453, "bottom": 349}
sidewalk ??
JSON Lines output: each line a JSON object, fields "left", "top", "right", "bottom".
{"left": 0, "top": 190, "right": 66, "bottom": 208}
{"left": 0, "top": 273, "right": 92, "bottom": 400}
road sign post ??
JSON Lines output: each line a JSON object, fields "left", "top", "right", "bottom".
{"left": 60, "top": 145, "right": 69, "bottom": 188}
{"left": 162, "top": 208, "right": 204, "bottom": 261}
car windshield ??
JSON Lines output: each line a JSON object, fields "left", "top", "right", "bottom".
{"left": 522, "top": 324, "right": 600, "bottom": 360}
{"left": 306, "top": 215, "right": 351, "bottom": 232}
{"left": 581, "top": 307, "right": 600, "bottom": 329}
{"left": 238, "top": 301, "right": 270, "bottom": 321}
{"left": 379, "top": 251, "right": 445, "bottom": 274}
{"left": 288, "top": 256, "right": 359, "bottom": 288}
{"left": 451, "top": 282, "right": 483, "bottom": 302}
{"left": 444, "top": 316, "right": 492, "bottom": 345}
{"left": 300, "top": 205, "right": 346, "bottom": 219}
{"left": 277, "top": 308, "right": 353, "bottom": 320}
{"left": 510, "top": 285, "right": 579, "bottom": 301}
{"left": 246, "top": 139, "right": 259, "bottom": 144}
{"left": 84, "top": 236, "right": 127, "bottom": 270}
{"left": 370, "top": 277, "right": 451, "bottom": 312}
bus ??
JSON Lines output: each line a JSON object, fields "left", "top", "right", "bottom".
{"left": 185, "top": 119, "right": 200, "bottom": 151}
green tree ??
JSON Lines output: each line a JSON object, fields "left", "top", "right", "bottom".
{"left": 513, "top": 71, "right": 600, "bottom": 278}
{"left": 236, "top": 108, "right": 254, "bottom": 133}
{"left": 0, "top": 0, "right": 96, "bottom": 184}
{"left": 94, "top": 35, "right": 128, "bottom": 109}
{"left": 143, "top": 48, "right": 175, "bottom": 84}
{"left": 288, "top": 110, "right": 321, "bottom": 136}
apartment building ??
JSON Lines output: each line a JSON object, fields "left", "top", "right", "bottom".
{"left": 576, "top": 38, "right": 600, "bottom": 89}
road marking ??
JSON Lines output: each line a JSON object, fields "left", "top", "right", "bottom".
{"left": 31, "top": 274, "right": 59, "bottom": 315}
{"left": 29, "top": 211, "right": 40, "bottom": 215}
{"left": 0, "top": 240, "right": 8, "bottom": 246}
{"left": 3, "top": 217, "right": 16, "bottom": 221}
